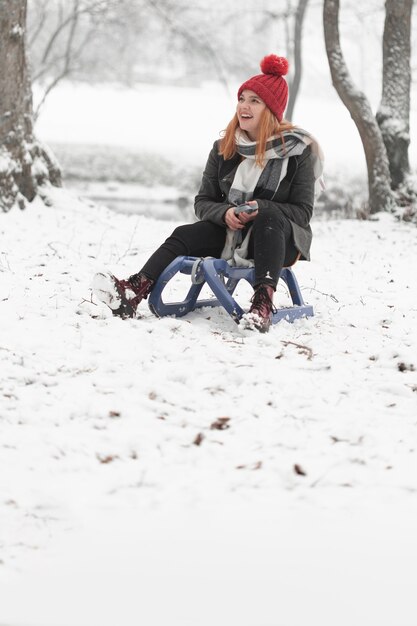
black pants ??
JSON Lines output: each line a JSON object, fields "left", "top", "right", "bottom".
{"left": 139, "top": 208, "right": 298, "bottom": 288}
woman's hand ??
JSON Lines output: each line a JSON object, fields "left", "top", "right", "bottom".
{"left": 225, "top": 207, "right": 245, "bottom": 231}
{"left": 224, "top": 201, "right": 259, "bottom": 230}
{"left": 237, "top": 201, "right": 259, "bottom": 225}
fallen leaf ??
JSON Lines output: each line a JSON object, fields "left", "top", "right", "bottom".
{"left": 210, "top": 417, "right": 230, "bottom": 430}
{"left": 398, "top": 362, "right": 415, "bottom": 373}
{"left": 193, "top": 433, "right": 204, "bottom": 446}
{"left": 294, "top": 463, "right": 307, "bottom": 476}
{"left": 236, "top": 461, "right": 262, "bottom": 470}
{"left": 96, "top": 454, "right": 118, "bottom": 464}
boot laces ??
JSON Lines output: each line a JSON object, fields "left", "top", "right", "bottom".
{"left": 250, "top": 286, "right": 276, "bottom": 317}
{"left": 110, "top": 275, "right": 153, "bottom": 318}
{"left": 117, "top": 275, "right": 152, "bottom": 305}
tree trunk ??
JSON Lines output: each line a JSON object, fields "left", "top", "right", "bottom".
{"left": 286, "top": 0, "right": 309, "bottom": 121}
{"left": 323, "top": 0, "right": 395, "bottom": 214}
{"left": 0, "top": 0, "right": 61, "bottom": 212}
{"left": 376, "top": 0, "right": 413, "bottom": 189}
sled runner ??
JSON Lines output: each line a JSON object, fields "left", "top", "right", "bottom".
{"left": 147, "top": 256, "right": 313, "bottom": 325}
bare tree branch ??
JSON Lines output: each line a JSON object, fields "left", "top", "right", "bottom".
{"left": 286, "top": 0, "right": 309, "bottom": 121}
{"left": 145, "top": 0, "right": 231, "bottom": 95}
{"left": 34, "top": 25, "right": 94, "bottom": 119}
{"left": 28, "top": 0, "right": 49, "bottom": 49}
{"left": 376, "top": 0, "right": 413, "bottom": 189}
{"left": 323, "top": 0, "right": 395, "bottom": 214}
{"left": 41, "top": 0, "right": 107, "bottom": 65}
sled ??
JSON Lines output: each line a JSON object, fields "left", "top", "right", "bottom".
{"left": 147, "top": 256, "right": 313, "bottom": 325}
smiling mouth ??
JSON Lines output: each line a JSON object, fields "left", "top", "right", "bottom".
{"left": 240, "top": 115, "right": 253, "bottom": 119}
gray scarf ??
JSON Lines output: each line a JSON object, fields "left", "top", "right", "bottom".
{"left": 221, "top": 128, "right": 324, "bottom": 267}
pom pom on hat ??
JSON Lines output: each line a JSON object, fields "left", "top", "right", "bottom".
{"left": 237, "top": 54, "right": 290, "bottom": 121}
{"left": 260, "top": 54, "right": 289, "bottom": 77}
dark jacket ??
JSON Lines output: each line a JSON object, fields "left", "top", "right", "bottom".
{"left": 194, "top": 140, "right": 315, "bottom": 260}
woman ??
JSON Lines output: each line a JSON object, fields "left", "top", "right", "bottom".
{"left": 93, "top": 54, "right": 323, "bottom": 332}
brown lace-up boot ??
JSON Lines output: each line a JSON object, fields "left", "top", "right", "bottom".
{"left": 92, "top": 271, "right": 153, "bottom": 319}
{"left": 246, "top": 284, "right": 276, "bottom": 333}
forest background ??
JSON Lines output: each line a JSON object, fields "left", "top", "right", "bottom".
{"left": 24, "top": 0, "right": 417, "bottom": 217}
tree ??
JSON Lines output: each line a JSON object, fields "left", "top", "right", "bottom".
{"left": 27, "top": 0, "right": 231, "bottom": 96}
{"left": 26, "top": 0, "right": 312, "bottom": 118}
{"left": 376, "top": 0, "right": 413, "bottom": 190}
{"left": 228, "top": 0, "right": 310, "bottom": 121}
{"left": 286, "top": 0, "right": 309, "bottom": 121}
{"left": 323, "top": 0, "right": 395, "bottom": 214}
{"left": 28, "top": 0, "right": 114, "bottom": 119}
{"left": 0, "top": 0, "right": 61, "bottom": 212}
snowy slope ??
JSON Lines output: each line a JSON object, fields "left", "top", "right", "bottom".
{"left": 1, "top": 188, "right": 417, "bottom": 625}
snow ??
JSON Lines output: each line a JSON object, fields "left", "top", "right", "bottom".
{"left": 10, "top": 25, "right": 24, "bottom": 38}
{"left": 2, "top": 61, "right": 417, "bottom": 622}
{"left": 0, "top": 147, "right": 14, "bottom": 176}
{"left": 0, "top": 155, "right": 10, "bottom": 175}
{"left": 1, "top": 185, "right": 417, "bottom": 625}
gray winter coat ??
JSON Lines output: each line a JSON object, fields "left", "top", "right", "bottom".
{"left": 194, "top": 140, "right": 315, "bottom": 260}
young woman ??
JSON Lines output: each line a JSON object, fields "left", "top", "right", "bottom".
{"left": 93, "top": 54, "right": 323, "bottom": 332}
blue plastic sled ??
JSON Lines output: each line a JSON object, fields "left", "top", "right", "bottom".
{"left": 147, "top": 256, "right": 313, "bottom": 325}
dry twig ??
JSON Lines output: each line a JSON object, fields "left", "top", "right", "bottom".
{"left": 280, "top": 340, "right": 313, "bottom": 360}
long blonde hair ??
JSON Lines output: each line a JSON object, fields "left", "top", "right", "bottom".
{"left": 219, "top": 108, "right": 294, "bottom": 167}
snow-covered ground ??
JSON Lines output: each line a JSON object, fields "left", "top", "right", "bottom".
{"left": 2, "top": 64, "right": 417, "bottom": 623}
{"left": 1, "top": 186, "right": 417, "bottom": 625}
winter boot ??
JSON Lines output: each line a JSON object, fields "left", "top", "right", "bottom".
{"left": 92, "top": 271, "right": 153, "bottom": 319}
{"left": 246, "top": 284, "right": 276, "bottom": 333}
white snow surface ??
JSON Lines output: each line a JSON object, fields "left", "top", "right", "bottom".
{"left": 1, "top": 188, "right": 417, "bottom": 625}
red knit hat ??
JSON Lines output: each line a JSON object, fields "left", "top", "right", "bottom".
{"left": 238, "top": 54, "right": 289, "bottom": 121}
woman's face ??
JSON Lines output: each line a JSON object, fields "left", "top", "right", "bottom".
{"left": 236, "top": 89, "right": 266, "bottom": 140}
